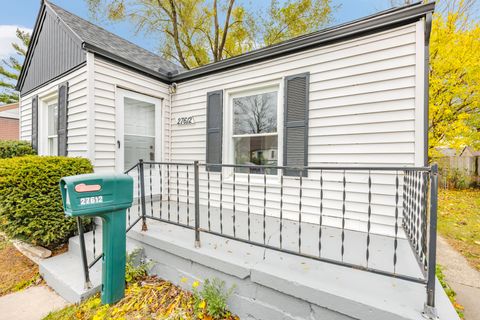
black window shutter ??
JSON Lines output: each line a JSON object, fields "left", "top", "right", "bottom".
{"left": 31, "top": 95, "right": 39, "bottom": 153}
{"left": 283, "top": 73, "right": 309, "bottom": 177}
{"left": 57, "top": 82, "right": 68, "bottom": 156}
{"left": 206, "top": 90, "right": 223, "bottom": 172}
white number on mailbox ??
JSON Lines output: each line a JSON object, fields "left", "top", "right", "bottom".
{"left": 80, "top": 196, "right": 104, "bottom": 205}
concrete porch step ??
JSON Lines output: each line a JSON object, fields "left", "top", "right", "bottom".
{"left": 39, "top": 251, "right": 102, "bottom": 303}
{"left": 41, "top": 227, "right": 142, "bottom": 303}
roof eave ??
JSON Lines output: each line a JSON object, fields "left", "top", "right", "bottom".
{"left": 171, "top": 1, "right": 435, "bottom": 82}
{"left": 15, "top": 2, "right": 46, "bottom": 92}
{"left": 82, "top": 42, "right": 172, "bottom": 83}
{"left": 16, "top": 1, "right": 435, "bottom": 91}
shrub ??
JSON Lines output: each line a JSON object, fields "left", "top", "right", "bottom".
{"left": 125, "top": 249, "right": 152, "bottom": 283}
{"left": 0, "top": 140, "right": 35, "bottom": 158}
{"left": 446, "top": 168, "right": 471, "bottom": 189}
{"left": 0, "top": 156, "right": 93, "bottom": 249}
{"left": 193, "top": 278, "right": 235, "bottom": 319}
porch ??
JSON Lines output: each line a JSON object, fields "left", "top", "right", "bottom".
{"left": 126, "top": 197, "right": 424, "bottom": 280}
{"left": 40, "top": 161, "right": 459, "bottom": 320}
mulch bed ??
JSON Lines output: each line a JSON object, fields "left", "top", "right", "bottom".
{"left": 0, "top": 235, "right": 39, "bottom": 296}
{"left": 44, "top": 276, "right": 239, "bottom": 320}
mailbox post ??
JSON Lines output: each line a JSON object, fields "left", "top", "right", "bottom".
{"left": 60, "top": 173, "right": 133, "bottom": 305}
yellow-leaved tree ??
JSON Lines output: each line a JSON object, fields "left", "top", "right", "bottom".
{"left": 85, "top": 0, "right": 334, "bottom": 69}
{"left": 429, "top": 0, "right": 480, "bottom": 158}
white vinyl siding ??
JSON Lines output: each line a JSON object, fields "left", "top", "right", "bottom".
{"left": 91, "top": 57, "right": 170, "bottom": 172}
{"left": 18, "top": 20, "right": 427, "bottom": 237}
{"left": 171, "top": 24, "right": 422, "bottom": 165}
{"left": 169, "top": 22, "right": 425, "bottom": 236}
{"left": 19, "top": 65, "right": 88, "bottom": 158}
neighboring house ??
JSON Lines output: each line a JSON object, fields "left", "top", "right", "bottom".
{"left": 17, "top": 1, "right": 459, "bottom": 320}
{"left": 0, "top": 103, "right": 19, "bottom": 140}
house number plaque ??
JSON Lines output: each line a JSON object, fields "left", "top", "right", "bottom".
{"left": 177, "top": 116, "right": 195, "bottom": 125}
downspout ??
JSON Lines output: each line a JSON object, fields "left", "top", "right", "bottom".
{"left": 86, "top": 52, "right": 96, "bottom": 167}
{"left": 424, "top": 12, "right": 432, "bottom": 166}
{"left": 168, "top": 82, "right": 177, "bottom": 162}
{"left": 423, "top": 12, "right": 437, "bottom": 320}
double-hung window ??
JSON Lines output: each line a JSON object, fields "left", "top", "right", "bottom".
{"left": 231, "top": 88, "right": 279, "bottom": 175}
{"left": 206, "top": 73, "right": 308, "bottom": 176}
{"left": 47, "top": 101, "right": 58, "bottom": 156}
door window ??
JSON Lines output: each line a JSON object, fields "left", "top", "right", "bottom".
{"left": 123, "top": 97, "right": 156, "bottom": 169}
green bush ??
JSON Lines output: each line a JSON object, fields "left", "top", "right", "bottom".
{"left": 0, "top": 156, "right": 93, "bottom": 249}
{"left": 125, "top": 249, "right": 152, "bottom": 283}
{"left": 0, "top": 140, "right": 36, "bottom": 158}
{"left": 193, "top": 278, "right": 235, "bottom": 319}
{"left": 446, "top": 168, "right": 472, "bottom": 189}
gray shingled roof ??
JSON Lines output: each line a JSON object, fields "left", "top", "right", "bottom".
{"left": 46, "top": 1, "right": 183, "bottom": 75}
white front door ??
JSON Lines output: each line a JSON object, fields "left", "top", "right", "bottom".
{"left": 116, "top": 89, "right": 162, "bottom": 172}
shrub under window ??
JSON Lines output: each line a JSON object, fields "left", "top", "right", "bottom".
{"left": 0, "top": 156, "right": 93, "bottom": 249}
{"left": 0, "top": 140, "right": 36, "bottom": 159}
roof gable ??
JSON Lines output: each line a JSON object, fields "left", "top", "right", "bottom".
{"left": 459, "top": 146, "right": 475, "bottom": 157}
{"left": 17, "top": 3, "right": 86, "bottom": 94}
{"left": 47, "top": 1, "right": 183, "bottom": 76}
{"left": 17, "top": 1, "right": 184, "bottom": 94}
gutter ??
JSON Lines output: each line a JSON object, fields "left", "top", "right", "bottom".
{"left": 17, "top": 1, "right": 435, "bottom": 91}
{"left": 170, "top": 1, "right": 435, "bottom": 83}
{"left": 74, "top": 1, "right": 436, "bottom": 85}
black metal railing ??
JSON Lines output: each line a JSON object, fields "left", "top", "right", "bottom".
{"left": 76, "top": 160, "right": 438, "bottom": 311}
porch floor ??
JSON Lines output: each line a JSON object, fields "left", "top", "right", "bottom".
{"left": 129, "top": 199, "right": 424, "bottom": 280}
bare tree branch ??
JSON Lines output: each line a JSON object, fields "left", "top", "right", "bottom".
{"left": 218, "top": 0, "right": 235, "bottom": 60}
{"left": 213, "top": 0, "right": 220, "bottom": 61}
{"left": 165, "top": 0, "right": 189, "bottom": 69}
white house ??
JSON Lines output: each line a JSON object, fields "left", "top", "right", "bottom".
{"left": 18, "top": 0, "right": 432, "bottom": 232}
{"left": 17, "top": 2, "right": 459, "bottom": 320}
{"left": 17, "top": 1, "right": 432, "bottom": 169}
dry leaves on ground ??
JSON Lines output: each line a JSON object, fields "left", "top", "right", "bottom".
{"left": 0, "top": 235, "right": 39, "bottom": 296}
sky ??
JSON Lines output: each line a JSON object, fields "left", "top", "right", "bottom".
{"left": 0, "top": 0, "right": 402, "bottom": 60}
{"left": 0, "top": 0, "right": 478, "bottom": 61}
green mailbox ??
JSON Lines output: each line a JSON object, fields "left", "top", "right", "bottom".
{"left": 60, "top": 173, "right": 133, "bottom": 305}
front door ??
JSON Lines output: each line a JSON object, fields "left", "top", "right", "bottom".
{"left": 116, "top": 89, "right": 162, "bottom": 172}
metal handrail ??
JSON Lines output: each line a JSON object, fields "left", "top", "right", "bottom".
{"left": 199, "top": 162, "right": 432, "bottom": 171}
{"left": 77, "top": 160, "right": 438, "bottom": 314}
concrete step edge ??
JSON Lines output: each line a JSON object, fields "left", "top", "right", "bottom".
{"left": 39, "top": 252, "right": 102, "bottom": 303}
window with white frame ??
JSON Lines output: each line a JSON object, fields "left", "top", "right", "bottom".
{"left": 231, "top": 89, "right": 279, "bottom": 174}
{"left": 46, "top": 100, "right": 58, "bottom": 156}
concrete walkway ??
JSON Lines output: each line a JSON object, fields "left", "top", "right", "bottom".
{"left": 0, "top": 285, "right": 68, "bottom": 320}
{"left": 437, "top": 236, "right": 480, "bottom": 320}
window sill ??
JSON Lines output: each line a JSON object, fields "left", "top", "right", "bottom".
{"left": 221, "top": 173, "right": 282, "bottom": 187}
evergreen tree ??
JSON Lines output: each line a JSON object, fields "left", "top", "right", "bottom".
{"left": 0, "top": 28, "right": 30, "bottom": 104}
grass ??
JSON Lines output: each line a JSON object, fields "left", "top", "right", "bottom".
{"left": 437, "top": 188, "right": 480, "bottom": 271}
{"left": 0, "top": 234, "right": 39, "bottom": 296}
{"left": 44, "top": 276, "right": 238, "bottom": 320}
